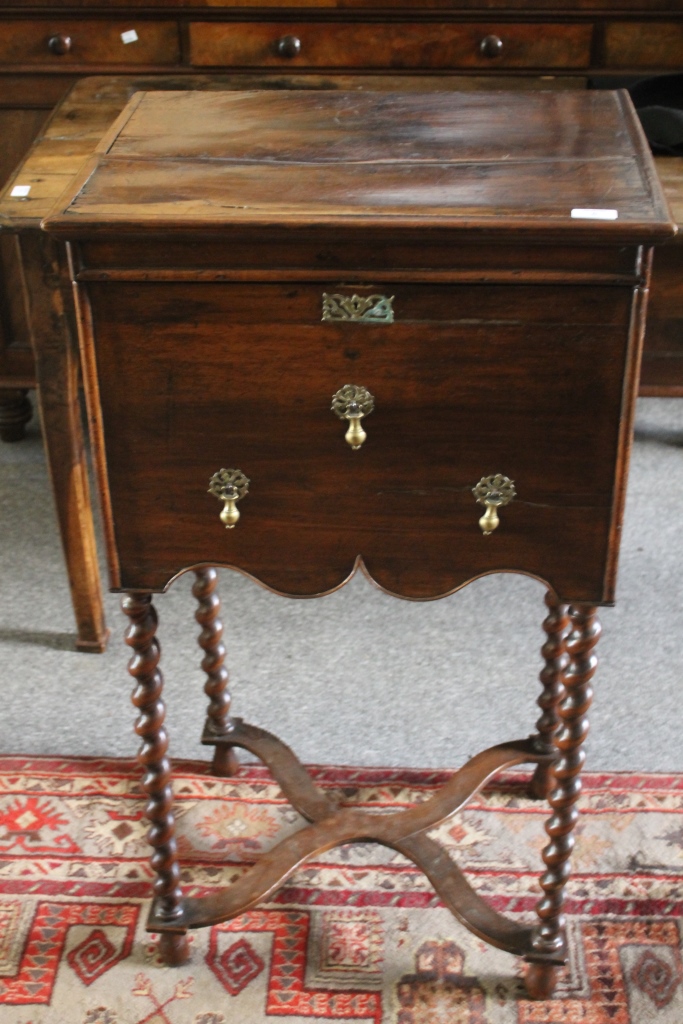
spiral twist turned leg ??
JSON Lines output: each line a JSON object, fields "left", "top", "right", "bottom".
{"left": 193, "top": 568, "right": 240, "bottom": 777}
{"left": 525, "top": 604, "right": 599, "bottom": 999}
{"left": 530, "top": 592, "right": 570, "bottom": 800}
{"left": 123, "top": 592, "right": 189, "bottom": 966}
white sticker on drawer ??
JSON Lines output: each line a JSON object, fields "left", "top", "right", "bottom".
{"left": 10, "top": 185, "right": 31, "bottom": 198}
{"left": 571, "top": 208, "right": 619, "bottom": 220}
{"left": 121, "top": 29, "right": 139, "bottom": 44}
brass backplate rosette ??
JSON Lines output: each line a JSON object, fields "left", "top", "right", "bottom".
{"left": 208, "top": 468, "right": 250, "bottom": 528}
{"left": 331, "top": 384, "right": 375, "bottom": 450}
{"left": 472, "top": 474, "right": 516, "bottom": 535}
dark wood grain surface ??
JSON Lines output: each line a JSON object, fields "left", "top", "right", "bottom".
{"left": 188, "top": 20, "right": 592, "bottom": 69}
{"left": 4, "top": 0, "right": 681, "bottom": 11}
{"left": 0, "top": 20, "right": 180, "bottom": 66}
{"left": 46, "top": 90, "right": 672, "bottom": 240}
{"left": 641, "top": 157, "right": 683, "bottom": 396}
{"left": 83, "top": 279, "right": 633, "bottom": 598}
{"left": 46, "top": 89, "right": 673, "bottom": 602}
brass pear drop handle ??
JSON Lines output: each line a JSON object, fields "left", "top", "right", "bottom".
{"left": 331, "top": 384, "right": 375, "bottom": 450}
{"left": 472, "top": 474, "right": 516, "bottom": 535}
{"left": 208, "top": 469, "right": 250, "bottom": 528}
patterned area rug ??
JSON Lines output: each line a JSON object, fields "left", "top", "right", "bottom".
{"left": 1, "top": 755, "right": 682, "bottom": 1023}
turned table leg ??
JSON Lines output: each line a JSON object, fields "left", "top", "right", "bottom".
{"left": 530, "top": 592, "right": 570, "bottom": 800}
{"left": 526, "top": 604, "right": 600, "bottom": 999}
{"left": 0, "top": 387, "right": 32, "bottom": 442}
{"left": 123, "top": 592, "right": 189, "bottom": 966}
{"left": 193, "top": 567, "right": 239, "bottom": 777}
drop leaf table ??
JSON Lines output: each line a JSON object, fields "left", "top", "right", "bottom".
{"left": 43, "top": 88, "right": 674, "bottom": 998}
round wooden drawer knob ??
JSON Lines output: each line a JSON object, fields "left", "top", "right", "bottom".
{"left": 479, "top": 34, "right": 504, "bottom": 58}
{"left": 276, "top": 35, "right": 302, "bottom": 59}
{"left": 47, "top": 33, "right": 73, "bottom": 56}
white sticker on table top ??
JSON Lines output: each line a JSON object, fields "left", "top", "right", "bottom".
{"left": 10, "top": 185, "right": 31, "bottom": 198}
{"left": 121, "top": 29, "right": 139, "bottom": 44}
{"left": 571, "top": 208, "right": 619, "bottom": 220}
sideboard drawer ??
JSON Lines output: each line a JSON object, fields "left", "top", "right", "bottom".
{"left": 605, "top": 22, "right": 683, "bottom": 68}
{"left": 189, "top": 21, "right": 592, "bottom": 70}
{"left": 0, "top": 21, "right": 180, "bottom": 66}
{"left": 86, "top": 279, "right": 631, "bottom": 599}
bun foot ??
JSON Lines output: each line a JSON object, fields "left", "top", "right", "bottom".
{"left": 212, "top": 744, "right": 240, "bottom": 777}
{"left": 159, "top": 931, "right": 190, "bottom": 966}
{"left": 525, "top": 963, "right": 559, "bottom": 1000}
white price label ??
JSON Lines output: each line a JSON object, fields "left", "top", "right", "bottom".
{"left": 121, "top": 29, "right": 139, "bottom": 44}
{"left": 571, "top": 208, "right": 618, "bottom": 221}
{"left": 10, "top": 185, "right": 31, "bottom": 198}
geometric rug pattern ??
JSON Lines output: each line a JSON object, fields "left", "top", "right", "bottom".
{"left": 1, "top": 755, "right": 682, "bottom": 1022}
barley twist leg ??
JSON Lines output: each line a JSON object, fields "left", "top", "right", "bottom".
{"left": 123, "top": 592, "right": 189, "bottom": 966}
{"left": 526, "top": 604, "right": 599, "bottom": 999}
{"left": 530, "top": 591, "right": 570, "bottom": 800}
{"left": 193, "top": 567, "right": 239, "bottom": 777}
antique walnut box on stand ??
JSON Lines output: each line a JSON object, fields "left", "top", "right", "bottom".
{"left": 43, "top": 89, "right": 674, "bottom": 998}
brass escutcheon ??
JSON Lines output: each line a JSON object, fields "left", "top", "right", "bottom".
{"left": 208, "top": 468, "right": 250, "bottom": 528}
{"left": 322, "top": 293, "right": 394, "bottom": 324}
{"left": 331, "top": 384, "right": 375, "bottom": 450}
{"left": 472, "top": 474, "right": 516, "bottom": 535}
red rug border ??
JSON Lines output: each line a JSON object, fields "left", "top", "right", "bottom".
{"left": 1, "top": 753, "right": 682, "bottom": 792}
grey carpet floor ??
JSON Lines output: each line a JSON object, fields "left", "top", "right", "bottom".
{"left": 0, "top": 397, "right": 682, "bottom": 771}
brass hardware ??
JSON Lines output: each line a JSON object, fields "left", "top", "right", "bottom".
{"left": 276, "top": 34, "right": 301, "bottom": 58}
{"left": 208, "top": 469, "right": 250, "bottom": 528}
{"left": 472, "top": 474, "right": 516, "bottom": 535}
{"left": 322, "top": 293, "right": 394, "bottom": 324}
{"left": 331, "top": 384, "right": 375, "bottom": 450}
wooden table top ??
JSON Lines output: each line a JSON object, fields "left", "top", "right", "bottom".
{"left": 43, "top": 88, "right": 674, "bottom": 243}
{"left": 0, "top": 72, "right": 584, "bottom": 233}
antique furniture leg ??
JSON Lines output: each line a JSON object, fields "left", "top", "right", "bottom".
{"left": 193, "top": 566, "right": 240, "bottom": 777}
{"left": 123, "top": 592, "right": 190, "bottom": 966}
{"left": 530, "top": 591, "right": 570, "bottom": 800}
{"left": 20, "top": 233, "right": 108, "bottom": 652}
{"left": 526, "top": 604, "right": 600, "bottom": 999}
{"left": 0, "top": 387, "right": 32, "bottom": 441}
